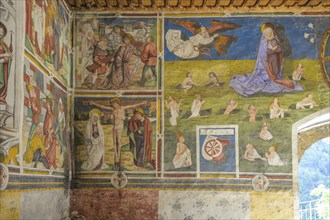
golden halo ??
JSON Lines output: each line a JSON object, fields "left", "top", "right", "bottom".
{"left": 260, "top": 22, "right": 274, "bottom": 33}
{"left": 89, "top": 108, "right": 102, "bottom": 118}
{"left": 110, "top": 97, "right": 121, "bottom": 105}
{"left": 134, "top": 108, "right": 144, "bottom": 117}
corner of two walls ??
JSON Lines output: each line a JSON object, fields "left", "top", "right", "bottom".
{"left": 0, "top": 0, "right": 72, "bottom": 219}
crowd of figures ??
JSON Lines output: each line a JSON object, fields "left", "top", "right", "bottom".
{"left": 165, "top": 93, "right": 317, "bottom": 126}
{"left": 26, "top": 0, "right": 69, "bottom": 75}
{"left": 165, "top": 92, "right": 317, "bottom": 169}
{"left": 23, "top": 80, "right": 67, "bottom": 170}
{"left": 80, "top": 22, "right": 157, "bottom": 90}
{"left": 164, "top": 22, "right": 319, "bottom": 170}
{"left": 81, "top": 98, "right": 155, "bottom": 171}
{"left": 76, "top": 21, "right": 319, "bottom": 171}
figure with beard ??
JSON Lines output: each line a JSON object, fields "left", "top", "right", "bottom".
{"left": 106, "top": 33, "right": 140, "bottom": 89}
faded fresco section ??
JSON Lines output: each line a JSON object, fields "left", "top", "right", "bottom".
{"left": 0, "top": 190, "right": 20, "bottom": 219}
{"left": 0, "top": 189, "right": 69, "bottom": 220}
{"left": 70, "top": 189, "right": 159, "bottom": 220}
{"left": 74, "top": 16, "right": 158, "bottom": 91}
{"left": 250, "top": 191, "right": 294, "bottom": 219}
{"left": 20, "top": 189, "right": 69, "bottom": 219}
{"left": 25, "top": 0, "right": 70, "bottom": 85}
{"left": 159, "top": 190, "right": 250, "bottom": 219}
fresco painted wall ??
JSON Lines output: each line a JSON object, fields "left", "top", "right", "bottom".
{"left": 1, "top": 1, "right": 72, "bottom": 219}
{"left": 163, "top": 16, "right": 329, "bottom": 178}
{"left": 0, "top": 0, "right": 24, "bottom": 191}
{"left": 72, "top": 13, "right": 329, "bottom": 219}
{"left": 74, "top": 95, "right": 159, "bottom": 176}
{"left": 74, "top": 14, "right": 329, "bottom": 176}
{"left": 74, "top": 15, "right": 159, "bottom": 91}
{"left": 25, "top": 0, "right": 71, "bottom": 86}
{"left": 22, "top": 58, "right": 70, "bottom": 173}
{"left": 0, "top": 0, "right": 24, "bottom": 164}
{"left": 2, "top": 4, "right": 329, "bottom": 219}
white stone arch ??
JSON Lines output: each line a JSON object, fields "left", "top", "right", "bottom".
{"left": 292, "top": 107, "right": 330, "bottom": 219}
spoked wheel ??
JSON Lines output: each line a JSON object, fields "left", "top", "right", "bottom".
{"left": 204, "top": 139, "right": 223, "bottom": 158}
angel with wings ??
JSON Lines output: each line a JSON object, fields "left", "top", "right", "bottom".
{"left": 165, "top": 20, "right": 241, "bottom": 59}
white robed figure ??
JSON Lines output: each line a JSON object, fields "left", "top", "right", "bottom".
{"left": 173, "top": 132, "right": 192, "bottom": 169}
{"left": 170, "top": 106, "right": 179, "bottom": 126}
{"left": 165, "top": 27, "right": 218, "bottom": 59}
{"left": 265, "top": 146, "right": 284, "bottom": 166}
{"left": 165, "top": 96, "right": 180, "bottom": 126}
{"left": 189, "top": 94, "right": 205, "bottom": 118}
{"left": 81, "top": 110, "right": 108, "bottom": 170}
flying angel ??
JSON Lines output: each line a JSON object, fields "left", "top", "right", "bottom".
{"left": 165, "top": 20, "right": 241, "bottom": 59}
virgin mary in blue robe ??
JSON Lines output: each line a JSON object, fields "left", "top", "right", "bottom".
{"left": 229, "top": 24, "right": 303, "bottom": 97}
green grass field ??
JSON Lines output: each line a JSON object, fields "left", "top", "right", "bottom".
{"left": 164, "top": 59, "right": 329, "bottom": 173}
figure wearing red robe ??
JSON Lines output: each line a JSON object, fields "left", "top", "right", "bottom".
{"left": 43, "top": 26, "right": 55, "bottom": 62}
{"left": 131, "top": 108, "right": 155, "bottom": 168}
{"left": 139, "top": 36, "right": 157, "bottom": 86}
{"left": 25, "top": 0, "right": 33, "bottom": 42}
{"left": 127, "top": 114, "right": 139, "bottom": 160}
{"left": 43, "top": 98, "right": 58, "bottom": 170}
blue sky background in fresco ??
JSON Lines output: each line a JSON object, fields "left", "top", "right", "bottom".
{"left": 164, "top": 17, "right": 330, "bottom": 61}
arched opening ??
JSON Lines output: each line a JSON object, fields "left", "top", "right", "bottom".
{"left": 292, "top": 108, "right": 330, "bottom": 219}
{"left": 299, "top": 137, "right": 330, "bottom": 219}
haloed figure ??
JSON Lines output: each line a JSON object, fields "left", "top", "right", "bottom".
{"left": 90, "top": 98, "right": 146, "bottom": 170}
{"left": 81, "top": 111, "right": 108, "bottom": 170}
{"left": 128, "top": 108, "right": 155, "bottom": 168}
